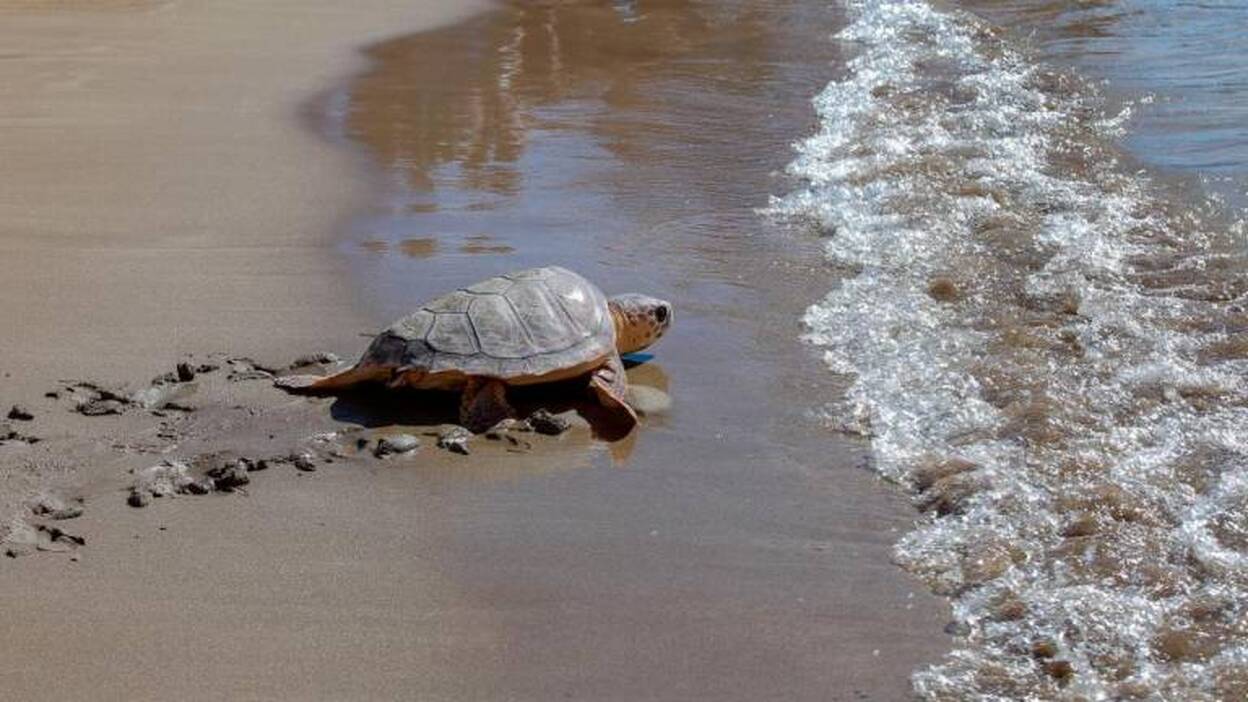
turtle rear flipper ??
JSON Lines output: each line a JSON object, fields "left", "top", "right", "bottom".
{"left": 274, "top": 366, "right": 388, "bottom": 395}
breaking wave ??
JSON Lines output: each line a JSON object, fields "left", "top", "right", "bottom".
{"left": 769, "top": 0, "right": 1248, "bottom": 698}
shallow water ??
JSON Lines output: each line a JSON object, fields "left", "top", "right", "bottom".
{"left": 329, "top": 1, "right": 952, "bottom": 698}
{"left": 769, "top": 0, "right": 1248, "bottom": 698}
{"left": 333, "top": 0, "right": 1248, "bottom": 697}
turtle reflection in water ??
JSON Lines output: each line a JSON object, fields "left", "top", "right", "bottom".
{"left": 277, "top": 266, "right": 672, "bottom": 434}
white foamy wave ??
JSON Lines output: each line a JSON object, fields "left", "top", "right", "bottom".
{"left": 770, "top": 0, "right": 1248, "bottom": 698}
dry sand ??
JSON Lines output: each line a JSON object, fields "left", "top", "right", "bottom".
{"left": 0, "top": 0, "right": 485, "bottom": 400}
{"left": 0, "top": 1, "right": 951, "bottom": 699}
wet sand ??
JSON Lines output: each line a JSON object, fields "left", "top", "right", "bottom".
{"left": 335, "top": 2, "right": 952, "bottom": 698}
{"left": 1, "top": 0, "right": 950, "bottom": 699}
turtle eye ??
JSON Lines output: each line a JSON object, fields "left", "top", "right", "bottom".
{"left": 655, "top": 305, "right": 669, "bottom": 324}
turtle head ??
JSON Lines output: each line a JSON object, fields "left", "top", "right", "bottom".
{"left": 608, "top": 294, "right": 673, "bottom": 354}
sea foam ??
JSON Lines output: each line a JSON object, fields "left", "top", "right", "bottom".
{"left": 769, "top": 0, "right": 1248, "bottom": 698}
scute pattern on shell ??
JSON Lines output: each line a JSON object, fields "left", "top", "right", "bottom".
{"left": 361, "top": 266, "right": 616, "bottom": 379}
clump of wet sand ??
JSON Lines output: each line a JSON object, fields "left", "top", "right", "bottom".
{"left": 0, "top": 351, "right": 590, "bottom": 563}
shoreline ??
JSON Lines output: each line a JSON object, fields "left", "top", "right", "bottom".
{"left": 2, "top": 1, "right": 954, "bottom": 699}
{"left": 774, "top": 0, "right": 1248, "bottom": 697}
{"left": 325, "top": 2, "right": 953, "bottom": 698}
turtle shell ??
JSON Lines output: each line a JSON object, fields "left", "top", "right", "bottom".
{"left": 359, "top": 266, "right": 616, "bottom": 380}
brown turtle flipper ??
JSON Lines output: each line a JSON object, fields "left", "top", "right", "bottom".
{"left": 385, "top": 367, "right": 428, "bottom": 390}
{"left": 274, "top": 366, "right": 389, "bottom": 395}
{"left": 460, "top": 377, "right": 513, "bottom": 432}
{"left": 589, "top": 354, "right": 638, "bottom": 434}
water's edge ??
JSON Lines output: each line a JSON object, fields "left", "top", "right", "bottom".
{"left": 317, "top": 1, "right": 955, "bottom": 698}
{"left": 770, "top": 0, "right": 1248, "bottom": 698}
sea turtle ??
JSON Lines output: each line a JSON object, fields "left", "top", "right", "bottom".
{"left": 276, "top": 266, "right": 672, "bottom": 433}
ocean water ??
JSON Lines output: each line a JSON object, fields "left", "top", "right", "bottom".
{"left": 960, "top": 0, "right": 1248, "bottom": 214}
{"left": 769, "top": 0, "right": 1248, "bottom": 699}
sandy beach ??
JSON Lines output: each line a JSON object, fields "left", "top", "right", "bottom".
{"left": 0, "top": 1, "right": 952, "bottom": 699}
{"left": 0, "top": 0, "right": 485, "bottom": 400}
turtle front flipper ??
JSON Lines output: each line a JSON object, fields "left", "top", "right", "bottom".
{"left": 588, "top": 353, "right": 638, "bottom": 435}
{"left": 274, "top": 366, "right": 389, "bottom": 395}
{"left": 460, "top": 377, "right": 514, "bottom": 432}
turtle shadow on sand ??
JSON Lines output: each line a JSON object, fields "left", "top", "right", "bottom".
{"left": 326, "top": 376, "right": 639, "bottom": 443}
